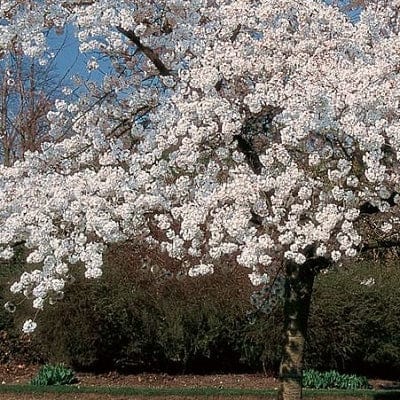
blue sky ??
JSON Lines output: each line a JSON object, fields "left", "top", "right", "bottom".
{"left": 47, "top": 24, "right": 113, "bottom": 87}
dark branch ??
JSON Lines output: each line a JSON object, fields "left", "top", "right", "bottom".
{"left": 304, "top": 256, "right": 331, "bottom": 274}
{"left": 230, "top": 24, "right": 242, "bottom": 42}
{"left": 234, "top": 134, "right": 263, "bottom": 174}
{"left": 360, "top": 239, "right": 400, "bottom": 252}
{"left": 11, "top": 241, "right": 25, "bottom": 248}
{"left": 249, "top": 210, "right": 263, "bottom": 226}
{"left": 116, "top": 26, "right": 172, "bottom": 76}
{"left": 215, "top": 79, "right": 223, "bottom": 91}
{"left": 359, "top": 202, "right": 380, "bottom": 214}
{"left": 360, "top": 192, "right": 398, "bottom": 214}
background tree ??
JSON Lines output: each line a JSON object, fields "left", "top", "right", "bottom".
{"left": 1, "top": 1, "right": 400, "bottom": 400}
{"left": 0, "top": 44, "right": 65, "bottom": 166}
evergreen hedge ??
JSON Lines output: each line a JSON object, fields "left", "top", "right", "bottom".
{"left": 1, "top": 244, "right": 400, "bottom": 378}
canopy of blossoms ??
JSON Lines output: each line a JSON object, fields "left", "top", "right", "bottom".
{"left": 1, "top": 0, "right": 400, "bottom": 331}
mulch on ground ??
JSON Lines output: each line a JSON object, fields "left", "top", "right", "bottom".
{"left": 0, "top": 363, "right": 398, "bottom": 400}
{"left": 0, "top": 363, "right": 279, "bottom": 389}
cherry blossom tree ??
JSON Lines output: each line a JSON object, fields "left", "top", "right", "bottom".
{"left": 1, "top": 1, "right": 400, "bottom": 399}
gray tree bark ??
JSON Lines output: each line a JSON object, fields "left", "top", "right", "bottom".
{"left": 277, "top": 260, "right": 316, "bottom": 400}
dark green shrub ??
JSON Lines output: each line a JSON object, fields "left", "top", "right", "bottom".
{"left": 31, "top": 364, "right": 77, "bottom": 386}
{"left": 2, "top": 242, "right": 400, "bottom": 378}
{"left": 305, "top": 261, "right": 400, "bottom": 378}
{"left": 30, "top": 245, "right": 258, "bottom": 373}
{"left": 0, "top": 244, "right": 44, "bottom": 365}
{"left": 302, "top": 369, "right": 371, "bottom": 390}
{"left": 235, "top": 308, "right": 283, "bottom": 374}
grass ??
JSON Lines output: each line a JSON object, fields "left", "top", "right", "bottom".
{"left": 304, "top": 389, "right": 397, "bottom": 399}
{"left": 0, "top": 384, "right": 276, "bottom": 397}
{"left": 0, "top": 384, "right": 400, "bottom": 399}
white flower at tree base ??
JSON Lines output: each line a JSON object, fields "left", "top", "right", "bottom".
{"left": 0, "top": 0, "right": 399, "bottom": 330}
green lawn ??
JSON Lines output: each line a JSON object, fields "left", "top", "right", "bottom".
{"left": 0, "top": 384, "right": 399, "bottom": 399}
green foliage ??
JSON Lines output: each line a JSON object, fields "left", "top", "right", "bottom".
{"left": 2, "top": 243, "right": 400, "bottom": 378}
{"left": 32, "top": 263, "right": 257, "bottom": 373}
{"left": 302, "top": 369, "right": 371, "bottom": 390}
{"left": 0, "top": 244, "right": 44, "bottom": 365}
{"left": 30, "top": 364, "right": 77, "bottom": 386}
{"left": 305, "top": 261, "right": 400, "bottom": 378}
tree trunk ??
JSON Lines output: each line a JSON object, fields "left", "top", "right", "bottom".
{"left": 277, "top": 260, "right": 315, "bottom": 400}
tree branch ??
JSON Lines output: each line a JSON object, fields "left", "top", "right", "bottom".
{"left": 234, "top": 134, "right": 263, "bottom": 174}
{"left": 230, "top": 24, "right": 242, "bottom": 42}
{"left": 116, "top": 26, "right": 172, "bottom": 76}
{"left": 360, "top": 192, "right": 398, "bottom": 214}
{"left": 360, "top": 239, "right": 400, "bottom": 252}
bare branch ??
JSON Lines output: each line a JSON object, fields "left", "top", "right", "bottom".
{"left": 116, "top": 26, "right": 172, "bottom": 77}
{"left": 230, "top": 24, "right": 242, "bottom": 42}
{"left": 361, "top": 239, "right": 400, "bottom": 252}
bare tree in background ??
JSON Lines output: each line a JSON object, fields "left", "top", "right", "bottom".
{"left": 0, "top": 45, "right": 63, "bottom": 166}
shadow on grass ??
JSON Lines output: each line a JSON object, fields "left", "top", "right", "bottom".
{"left": 373, "top": 392, "right": 400, "bottom": 400}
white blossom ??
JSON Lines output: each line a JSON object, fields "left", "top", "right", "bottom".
{"left": 380, "top": 222, "right": 393, "bottom": 233}
{"left": 22, "top": 319, "right": 37, "bottom": 334}
{"left": 33, "top": 297, "right": 44, "bottom": 310}
{"left": 188, "top": 264, "right": 214, "bottom": 277}
{"left": 0, "top": 0, "right": 399, "bottom": 326}
{"left": 360, "top": 277, "right": 375, "bottom": 287}
{"left": 10, "top": 282, "right": 23, "bottom": 294}
{"left": 248, "top": 272, "right": 270, "bottom": 286}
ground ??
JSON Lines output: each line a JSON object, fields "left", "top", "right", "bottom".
{"left": 0, "top": 363, "right": 278, "bottom": 388}
{"left": 0, "top": 363, "right": 397, "bottom": 400}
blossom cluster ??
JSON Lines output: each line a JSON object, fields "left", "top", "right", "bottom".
{"left": 1, "top": 0, "right": 400, "bottom": 330}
